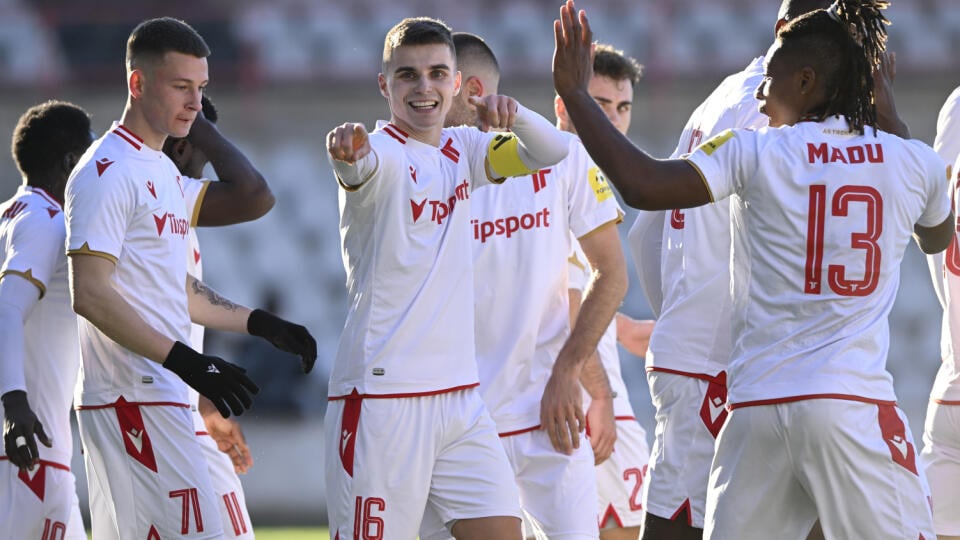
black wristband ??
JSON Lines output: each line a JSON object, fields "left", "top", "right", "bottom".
{"left": 1, "top": 389, "right": 28, "bottom": 408}
{"left": 162, "top": 341, "right": 195, "bottom": 370}
{"left": 247, "top": 308, "right": 273, "bottom": 337}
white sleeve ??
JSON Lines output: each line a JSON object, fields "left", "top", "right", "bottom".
{"left": 627, "top": 211, "right": 664, "bottom": 317}
{"left": 0, "top": 274, "right": 41, "bottom": 395}
{"left": 916, "top": 147, "right": 953, "bottom": 228}
{"left": 0, "top": 210, "right": 63, "bottom": 297}
{"left": 180, "top": 176, "right": 210, "bottom": 227}
{"left": 65, "top": 162, "right": 136, "bottom": 259}
{"left": 486, "top": 104, "right": 569, "bottom": 178}
{"left": 935, "top": 87, "right": 960, "bottom": 168}
{"left": 330, "top": 146, "right": 380, "bottom": 190}
{"left": 563, "top": 140, "right": 623, "bottom": 238}
{"left": 684, "top": 129, "right": 758, "bottom": 203}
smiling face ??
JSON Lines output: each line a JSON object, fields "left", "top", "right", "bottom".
{"left": 379, "top": 43, "right": 461, "bottom": 145}
{"left": 133, "top": 51, "right": 208, "bottom": 143}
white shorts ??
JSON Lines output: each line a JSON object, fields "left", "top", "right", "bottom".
{"left": 421, "top": 427, "right": 598, "bottom": 540}
{"left": 596, "top": 418, "right": 650, "bottom": 530}
{"left": 197, "top": 430, "right": 253, "bottom": 539}
{"left": 643, "top": 370, "right": 727, "bottom": 528}
{"left": 325, "top": 388, "right": 521, "bottom": 540}
{"left": 920, "top": 400, "right": 960, "bottom": 536}
{"left": 78, "top": 402, "right": 222, "bottom": 539}
{"left": 0, "top": 458, "right": 85, "bottom": 540}
{"left": 704, "top": 399, "right": 935, "bottom": 540}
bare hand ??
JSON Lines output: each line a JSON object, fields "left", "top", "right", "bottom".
{"left": 540, "top": 367, "right": 585, "bottom": 454}
{"left": 553, "top": 0, "right": 594, "bottom": 100}
{"left": 872, "top": 51, "right": 896, "bottom": 111}
{"left": 616, "top": 313, "right": 655, "bottom": 358}
{"left": 201, "top": 398, "right": 254, "bottom": 474}
{"left": 469, "top": 95, "right": 518, "bottom": 132}
{"left": 585, "top": 396, "right": 616, "bottom": 465}
{"left": 327, "top": 123, "right": 371, "bottom": 164}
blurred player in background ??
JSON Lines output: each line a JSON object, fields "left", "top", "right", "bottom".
{"left": 557, "top": 43, "right": 650, "bottom": 540}
{"left": 921, "top": 87, "right": 960, "bottom": 540}
{"left": 424, "top": 31, "right": 627, "bottom": 539}
{"left": 163, "top": 93, "right": 275, "bottom": 539}
{"left": 0, "top": 101, "right": 93, "bottom": 540}
{"left": 66, "top": 17, "right": 316, "bottom": 539}
{"left": 555, "top": 0, "right": 951, "bottom": 537}
{"left": 325, "top": 17, "right": 568, "bottom": 540}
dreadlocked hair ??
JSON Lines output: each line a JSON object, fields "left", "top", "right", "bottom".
{"left": 777, "top": 0, "right": 889, "bottom": 134}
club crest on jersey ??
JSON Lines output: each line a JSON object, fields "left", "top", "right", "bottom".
{"left": 153, "top": 212, "right": 190, "bottom": 238}
{"left": 589, "top": 167, "right": 613, "bottom": 202}
{"left": 96, "top": 157, "right": 115, "bottom": 177}
{"left": 531, "top": 168, "right": 551, "bottom": 193}
{"left": 410, "top": 179, "right": 469, "bottom": 225}
{"left": 146, "top": 180, "right": 157, "bottom": 199}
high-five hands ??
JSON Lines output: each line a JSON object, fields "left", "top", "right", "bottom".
{"left": 327, "top": 123, "right": 371, "bottom": 164}
{"left": 553, "top": 0, "right": 595, "bottom": 101}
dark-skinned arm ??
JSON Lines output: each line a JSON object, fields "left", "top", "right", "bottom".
{"left": 189, "top": 115, "right": 275, "bottom": 226}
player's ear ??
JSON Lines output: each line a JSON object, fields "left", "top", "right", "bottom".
{"left": 554, "top": 94, "right": 568, "bottom": 124}
{"left": 453, "top": 70, "right": 462, "bottom": 96}
{"left": 798, "top": 65, "right": 816, "bottom": 96}
{"left": 378, "top": 73, "right": 389, "bottom": 99}
{"left": 129, "top": 70, "right": 144, "bottom": 99}
{"left": 464, "top": 76, "right": 483, "bottom": 99}
{"left": 171, "top": 139, "right": 190, "bottom": 161}
{"left": 62, "top": 152, "right": 81, "bottom": 176}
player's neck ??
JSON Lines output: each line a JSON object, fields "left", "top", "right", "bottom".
{"left": 120, "top": 103, "right": 167, "bottom": 151}
{"left": 390, "top": 117, "right": 443, "bottom": 147}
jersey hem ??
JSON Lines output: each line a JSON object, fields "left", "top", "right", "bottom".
{"left": 327, "top": 382, "right": 479, "bottom": 401}
{"left": 0, "top": 457, "right": 70, "bottom": 471}
{"left": 498, "top": 425, "right": 540, "bottom": 438}
{"left": 730, "top": 393, "right": 897, "bottom": 409}
{"left": 681, "top": 158, "right": 715, "bottom": 203}
{"left": 647, "top": 366, "right": 725, "bottom": 384}
{"left": 75, "top": 400, "right": 191, "bottom": 410}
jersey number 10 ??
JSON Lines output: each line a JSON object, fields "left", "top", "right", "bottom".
{"left": 804, "top": 185, "right": 883, "bottom": 297}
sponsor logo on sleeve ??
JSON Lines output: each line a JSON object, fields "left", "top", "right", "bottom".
{"left": 697, "top": 130, "right": 734, "bottom": 156}
{"left": 589, "top": 167, "right": 613, "bottom": 202}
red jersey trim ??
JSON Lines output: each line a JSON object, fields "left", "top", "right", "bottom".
{"left": 30, "top": 186, "right": 62, "bottom": 209}
{"left": 195, "top": 431, "right": 209, "bottom": 436}
{"left": 382, "top": 124, "right": 408, "bottom": 144}
{"left": 730, "top": 393, "right": 897, "bottom": 410}
{"left": 327, "top": 382, "right": 479, "bottom": 401}
{"left": 112, "top": 125, "right": 144, "bottom": 151}
{"left": 499, "top": 425, "right": 540, "bottom": 438}
{"left": 615, "top": 415, "right": 637, "bottom": 422}
{"left": 647, "top": 366, "right": 725, "bottom": 385}
{"left": 933, "top": 399, "right": 960, "bottom": 405}
{"left": 0, "top": 457, "right": 70, "bottom": 472}
{"left": 599, "top": 504, "right": 624, "bottom": 529}
{"left": 75, "top": 400, "right": 191, "bottom": 411}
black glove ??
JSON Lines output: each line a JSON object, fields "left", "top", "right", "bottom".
{"left": 162, "top": 342, "right": 260, "bottom": 418}
{"left": 247, "top": 309, "right": 317, "bottom": 374}
{"left": 2, "top": 390, "right": 51, "bottom": 470}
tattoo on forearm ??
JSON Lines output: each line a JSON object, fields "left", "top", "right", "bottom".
{"left": 191, "top": 280, "right": 239, "bottom": 311}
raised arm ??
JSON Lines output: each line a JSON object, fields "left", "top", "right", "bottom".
{"left": 188, "top": 114, "right": 275, "bottom": 226}
{"left": 873, "top": 51, "right": 910, "bottom": 139}
{"left": 552, "top": 1, "right": 710, "bottom": 210}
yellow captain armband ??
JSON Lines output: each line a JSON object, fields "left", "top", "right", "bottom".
{"left": 695, "top": 129, "right": 734, "bottom": 156}
{"left": 487, "top": 133, "right": 537, "bottom": 179}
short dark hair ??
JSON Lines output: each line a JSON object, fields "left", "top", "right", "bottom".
{"left": 593, "top": 44, "right": 643, "bottom": 88}
{"left": 778, "top": 0, "right": 834, "bottom": 22}
{"left": 382, "top": 17, "right": 455, "bottom": 69}
{"left": 453, "top": 32, "right": 499, "bottom": 78}
{"left": 11, "top": 100, "right": 91, "bottom": 180}
{"left": 126, "top": 17, "right": 210, "bottom": 70}
{"left": 777, "top": 0, "right": 889, "bottom": 134}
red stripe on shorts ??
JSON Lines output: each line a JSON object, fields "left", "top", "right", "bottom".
{"left": 339, "top": 389, "right": 363, "bottom": 477}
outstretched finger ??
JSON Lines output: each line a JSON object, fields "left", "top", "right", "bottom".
{"left": 35, "top": 422, "right": 52, "bottom": 448}
{"left": 578, "top": 8, "right": 591, "bottom": 46}
{"left": 212, "top": 397, "right": 231, "bottom": 419}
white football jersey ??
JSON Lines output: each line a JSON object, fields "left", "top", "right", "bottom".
{"left": 929, "top": 152, "right": 960, "bottom": 403}
{"left": 686, "top": 116, "right": 951, "bottom": 405}
{"left": 66, "top": 123, "right": 195, "bottom": 407}
{"left": 179, "top": 176, "right": 210, "bottom": 431}
{"left": 568, "top": 242, "right": 635, "bottom": 419}
{"left": 629, "top": 56, "right": 766, "bottom": 377}
{"left": 0, "top": 186, "right": 78, "bottom": 465}
{"left": 471, "top": 134, "right": 622, "bottom": 434}
{"left": 934, "top": 86, "right": 960, "bottom": 172}
{"left": 333, "top": 122, "right": 523, "bottom": 398}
